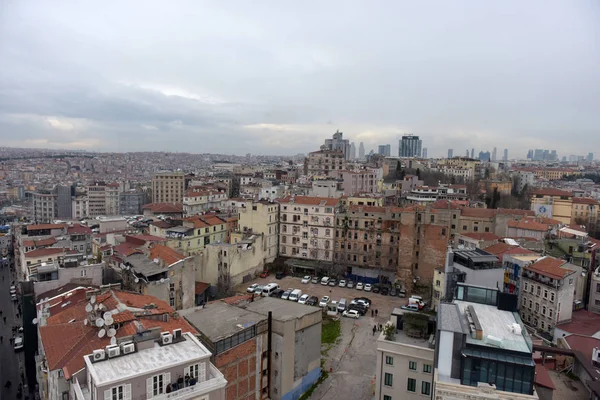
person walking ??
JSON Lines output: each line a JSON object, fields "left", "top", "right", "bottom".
{"left": 371, "top": 309, "right": 374, "bottom": 317}
{"left": 375, "top": 309, "right": 378, "bottom": 317}
{"left": 0, "top": 336, "right": 3, "bottom": 343}
{"left": 372, "top": 325, "right": 376, "bottom": 336}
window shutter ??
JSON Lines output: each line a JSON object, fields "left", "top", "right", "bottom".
{"left": 146, "top": 378, "right": 153, "bottom": 398}
{"left": 165, "top": 372, "right": 171, "bottom": 385}
{"left": 104, "top": 389, "right": 111, "bottom": 400}
{"left": 199, "top": 363, "right": 206, "bottom": 382}
{"left": 124, "top": 384, "right": 132, "bottom": 400}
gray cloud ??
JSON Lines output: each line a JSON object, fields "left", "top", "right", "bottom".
{"left": 0, "top": 0, "right": 599, "bottom": 157}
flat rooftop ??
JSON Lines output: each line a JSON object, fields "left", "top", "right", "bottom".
{"left": 243, "top": 297, "right": 321, "bottom": 321}
{"left": 453, "top": 248, "right": 499, "bottom": 264}
{"left": 87, "top": 333, "right": 209, "bottom": 386}
{"left": 455, "top": 300, "right": 530, "bottom": 353}
{"left": 179, "top": 302, "right": 266, "bottom": 342}
{"left": 509, "top": 255, "right": 542, "bottom": 262}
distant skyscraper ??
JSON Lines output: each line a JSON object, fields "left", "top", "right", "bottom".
{"left": 478, "top": 151, "right": 491, "bottom": 162}
{"left": 448, "top": 149, "right": 454, "bottom": 159}
{"left": 492, "top": 147, "right": 497, "bottom": 161}
{"left": 503, "top": 149, "right": 508, "bottom": 161}
{"left": 588, "top": 152, "right": 594, "bottom": 162}
{"left": 562, "top": 156, "right": 567, "bottom": 162}
{"left": 378, "top": 144, "right": 391, "bottom": 156}
{"left": 56, "top": 185, "right": 73, "bottom": 219}
{"left": 527, "top": 150, "right": 533, "bottom": 159}
{"left": 350, "top": 142, "right": 356, "bottom": 160}
{"left": 422, "top": 148, "right": 428, "bottom": 159}
{"left": 550, "top": 150, "right": 557, "bottom": 161}
{"left": 466, "top": 149, "right": 469, "bottom": 157}
{"left": 470, "top": 148, "right": 475, "bottom": 159}
{"left": 358, "top": 142, "right": 365, "bottom": 159}
{"left": 533, "top": 149, "right": 544, "bottom": 161}
{"left": 324, "top": 130, "right": 351, "bottom": 160}
{"left": 399, "top": 135, "right": 422, "bottom": 157}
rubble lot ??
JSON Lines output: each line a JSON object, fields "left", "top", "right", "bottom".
{"left": 235, "top": 275, "right": 410, "bottom": 400}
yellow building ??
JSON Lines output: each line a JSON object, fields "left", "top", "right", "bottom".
{"left": 236, "top": 200, "right": 280, "bottom": 263}
{"left": 530, "top": 188, "right": 573, "bottom": 224}
{"left": 159, "top": 215, "right": 228, "bottom": 256}
{"left": 437, "top": 157, "right": 481, "bottom": 172}
{"left": 341, "top": 194, "right": 385, "bottom": 207}
{"left": 483, "top": 180, "right": 512, "bottom": 196}
{"left": 571, "top": 197, "right": 599, "bottom": 227}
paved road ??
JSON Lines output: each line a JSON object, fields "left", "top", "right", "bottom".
{"left": 0, "top": 257, "right": 26, "bottom": 400}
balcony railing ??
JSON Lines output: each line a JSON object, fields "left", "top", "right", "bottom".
{"left": 152, "top": 364, "right": 227, "bottom": 400}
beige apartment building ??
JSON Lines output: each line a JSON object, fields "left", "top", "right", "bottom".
{"left": 305, "top": 150, "right": 346, "bottom": 177}
{"left": 32, "top": 192, "right": 57, "bottom": 224}
{"left": 152, "top": 171, "right": 185, "bottom": 203}
{"left": 105, "top": 182, "right": 120, "bottom": 215}
{"left": 237, "top": 200, "right": 279, "bottom": 263}
{"left": 278, "top": 196, "right": 338, "bottom": 261}
{"left": 86, "top": 182, "right": 107, "bottom": 217}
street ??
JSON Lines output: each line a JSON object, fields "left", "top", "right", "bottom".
{"left": 0, "top": 255, "right": 26, "bottom": 400}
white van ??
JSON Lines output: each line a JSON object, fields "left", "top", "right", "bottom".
{"left": 289, "top": 289, "right": 302, "bottom": 302}
{"left": 262, "top": 283, "right": 280, "bottom": 297}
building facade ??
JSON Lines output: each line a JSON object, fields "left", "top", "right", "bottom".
{"left": 399, "top": 135, "right": 422, "bottom": 158}
{"left": 305, "top": 150, "right": 346, "bottom": 177}
{"left": 237, "top": 200, "right": 279, "bottom": 263}
{"left": 32, "top": 192, "right": 57, "bottom": 224}
{"left": 152, "top": 171, "right": 186, "bottom": 204}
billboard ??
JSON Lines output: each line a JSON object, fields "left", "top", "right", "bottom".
{"left": 533, "top": 204, "right": 553, "bottom": 218}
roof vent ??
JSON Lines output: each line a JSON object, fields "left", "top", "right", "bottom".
{"left": 465, "top": 305, "right": 483, "bottom": 340}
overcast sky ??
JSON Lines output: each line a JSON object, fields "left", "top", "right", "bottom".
{"left": 1, "top": 1, "right": 599, "bottom": 158}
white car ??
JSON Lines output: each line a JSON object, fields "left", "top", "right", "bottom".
{"left": 319, "top": 296, "right": 330, "bottom": 307}
{"left": 11, "top": 293, "right": 17, "bottom": 302}
{"left": 247, "top": 283, "right": 260, "bottom": 293}
{"left": 321, "top": 277, "right": 330, "bottom": 285}
{"left": 342, "top": 310, "right": 360, "bottom": 319}
{"left": 10, "top": 285, "right": 16, "bottom": 294}
{"left": 364, "top": 284, "right": 372, "bottom": 292}
{"left": 338, "top": 280, "right": 346, "bottom": 287}
{"left": 356, "top": 282, "right": 364, "bottom": 290}
{"left": 301, "top": 276, "right": 311, "bottom": 284}
{"left": 298, "top": 294, "right": 310, "bottom": 304}
{"left": 14, "top": 336, "right": 24, "bottom": 351}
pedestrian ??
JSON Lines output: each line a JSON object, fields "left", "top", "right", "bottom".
{"left": 3, "top": 317, "right": 6, "bottom": 323}
{"left": 0, "top": 336, "right": 3, "bottom": 343}
{"left": 379, "top": 324, "right": 383, "bottom": 331}
{"left": 375, "top": 309, "right": 378, "bottom": 316}
{"left": 372, "top": 326, "right": 376, "bottom": 336}
{"left": 371, "top": 309, "right": 374, "bottom": 317}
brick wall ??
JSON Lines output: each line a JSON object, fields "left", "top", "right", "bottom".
{"left": 216, "top": 337, "right": 260, "bottom": 400}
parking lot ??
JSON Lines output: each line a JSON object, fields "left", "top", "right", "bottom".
{"left": 236, "top": 275, "right": 411, "bottom": 400}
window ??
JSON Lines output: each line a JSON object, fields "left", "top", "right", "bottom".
{"left": 524, "top": 282, "right": 528, "bottom": 291}
{"left": 385, "top": 356, "right": 393, "bottom": 365}
{"left": 105, "top": 384, "right": 131, "bottom": 400}
{"left": 535, "top": 303, "right": 539, "bottom": 312}
{"left": 549, "top": 308, "right": 553, "bottom": 318}
{"left": 384, "top": 373, "right": 393, "bottom": 387}
{"left": 544, "top": 289, "right": 548, "bottom": 299}
{"left": 550, "top": 293, "right": 555, "bottom": 302}
{"left": 541, "top": 321, "right": 545, "bottom": 330}
{"left": 423, "top": 364, "right": 432, "bottom": 373}
{"left": 147, "top": 373, "right": 170, "bottom": 398}
{"left": 409, "top": 361, "right": 417, "bottom": 370}
{"left": 569, "top": 278, "right": 574, "bottom": 285}
{"left": 81, "top": 270, "right": 87, "bottom": 277}
{"left": 383, "top": 396, "right": 392, "bottom": 400}
{"left": 406, "top": 378, "right": 416, "bottom": 392}
{"left": 421, "top": 381, "right": 431, "bottom": 395}
{"left": 185, "top": 363, "right": 206, "bottom": 382}
{"left": 537, "top": 286, "right": 541, "bottom": 295}
{"left": 542, "top": 306, "right": 546, "bottom": 315}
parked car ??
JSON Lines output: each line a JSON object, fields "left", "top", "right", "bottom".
{"left": 11, "top": 293, "right": 17, "bottom": 302}
{"left": 346, "top": 281, "right": 354, "bottom": 289}
{"left": 311, "top": 277, "right": 320, "bottom": 284}
{"left": 271, "top": 289, "right": 285, "bottom": 298}
{"left": 306, "top": 296, "right": 319, "bottom": 306}
{"left": 319, "top": 296, "right": 330, "bottom": 307}
{"left": 14, "top": 336, "right": 23, "bottom": 351}
{"left": 328, "top": 278, "right": 337, "bottom": 286}
{"left": 10, "top": 285, "right": 16, "bottom": 294}
{"left": 398, "top": 289, "right": 407, "bottom": 298}
{"left": 301, "top": 276, "right": 311, "bottom": 284}
{"left": 390, "top": 288, "right": 397, "bottom": 297}
{"left": 352, "top": 297, "right": 372, "bottom": 308}
{"left": 356, "top": 282, "right": 364, "bottom": 290}
{"left": 372, "top": 285, "right": 380, "bottom": 294}
{"left": 276, "top": 271, "right": 286, "bottom": 279}
{"left": 348, "top": 304, "right": 367, "bottom": 316}
{"left": 342, "top": 310, "right": 360, "bottom": 319}
{"left": 364, "top": 284, "right": 372, "bottom": 292}
{"left": 401, "top": 304, "right": 420, "bottom": 312}
{"left": 298, "top": 294, "right": 310, "bottom": 304}
{"left": 281, "top": 289, "right": 292, "bottom": 300}
{"left": 380, "top": 286, "right": 389, "bottom": 296}
{"left": 260, "top": 270, "right": 269, "bottom": 278}
{"left": 321, "top": 277, "right": 330, "bottom": 286}
{"left": 338, "top": 279, "right": 346, "bottom": 287}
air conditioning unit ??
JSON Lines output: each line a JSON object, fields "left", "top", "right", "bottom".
{"left": 121, "top": 342, "right": 135, "bottom": 355}
{"left": 93, "top": 349, "right": 106, "bottom": 362}
{"left": 106, "top": 345, "right": 120, "bottom": 358}
{"left": 172, "top": 328, "right": 182, "bottom": 340}
{"left": 161, "top": 332, "right": 173, "bottom": 345}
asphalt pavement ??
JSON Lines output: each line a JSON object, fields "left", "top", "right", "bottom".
{"left": 0, "top": 257, "right": 26, "bottom": 400}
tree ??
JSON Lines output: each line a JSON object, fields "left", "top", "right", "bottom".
{"left": 383, "top": 321, "right": 396, "bottom": 341}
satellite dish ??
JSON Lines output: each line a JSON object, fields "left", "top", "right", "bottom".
{"left": 105, "top": 316, "right": 114, "bottom": 325}
{"left": 108, "top": 328, "right": 116, "bottom": 337}
{"left": 84, "top": 319, "right": 88, "bottom": 326}
{"left": 160, "top": 278, "right": 165, "bottom": 283}
{"left": 90, "top": 295, "right": 96, "bottom": 304}
{"left": 98, "top": 329, "right": 106, "bottom": 338}
{"left": 85, "top": 304, "right": 93, "bottom": 313}
{"left": 95, "top": 318, "right": 105, "bottom": 327}
{"left": 103, "top": 312, "right": 111, "bottom": 320}
{"left": 134, "top": 278, "right": 139, "bottom": 283}
{"left": 110, "top": 336, "right": 117, "bottom": 345}
{"left": 32, "top": 318, "right": 38, "bottom": 325}
{"left": 98, "top": 303, "right": 105, "bottom": 310}
{"left": 94, "top": 304, "right": 99, "bottom": 311}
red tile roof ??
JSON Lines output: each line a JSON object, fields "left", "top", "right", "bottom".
{"left": 27, "top": 224, "right": 65, "bottom": 231}
{"left": 532, "top": 188, "right": 572, "bottom": 197}
{"left": 431, "top": 200, "right": 463, "bottom": 210}
{"left": 24, "top": 247, "right": 67, "bottom": 258}
{"left": 573, "top": 197, "right": 600, "bottom": 205}
{"left": 113, "top": 242, "right": 142, "bottom": 257}
{"left": 278, "top": 196, "right": 339, "bottom": 206}
{"left": 508, "top": 218, "right": 551, "bottom": 232}
{"left": 142, "top": 203, "right": 183, "bottom": 213}
{"left": 23, "top": 237, "right": 57, "bottom": 248}
{"left": 534, "top": 364, "right": 555, "bottom": 390}
{"left": 526, "top": 256, "right": 573, "bottom": 279}
{"left": 149, "top": 244, "right": 185, "bottom": 266}
{"left": 483, "top": 242, "right": 513, "bottom": 255}
{"left": 460, "top": 232, "right": 501, "bottom": 241}
{"left": 195, "top": 282, "right": 210, "bottom": 295}
{"left": 67, "top": 223, "right": 92, "bottom": 235}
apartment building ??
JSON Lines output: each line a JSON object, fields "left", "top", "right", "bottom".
{"left": 72, "top": 195, "right": 88, "bottom": 219}
{"left": 520, "top": 256, "right": 576, "bottom": 335}
{"left": 435, "top": 285, "right": 537, "bottom": 399}
{"left": 572, "top": 197, "right": 599, "bottom": 228}
{"left": 335, "top": 169, "right": 378, "bottom": 196}
{"left": 335, "top": 205, "right": 403, "bottom": 282}
{"left": 160, "top": 215, "right": 228, "bottom": 256}
{"left": 183, "top": 187, "right": 229, "bottom": 215}
{"left": 32, "top": 192, "right": 57, "bottom": 224}
{"left": 590, "top": 268, "right": 600, "bottom": 314}
{"left": 531, "top": 188, "right": 573, "bottom": 224}
{"left": 87, "top": 182, "right": 107, "bottom": 217}
{"left": 152, "top": 171, "right": 186, "bottom": 203}
{"left": 375, "top": 310, "right": 435, "bottom": 400}
{"left": 278, "top": 196, "right": 338, "bottom": 261}
{"left": 56, "top": 185, "right": 73, "bottom": 219}
{"left": 105, "top": 182, "right": 120, "bottom": 215}
{"left": 443, "top": 248, "right": 504, "bottom": 299}
{"left": 119, "top": 191, "right": 147, "bottom": 215}
{"left": 237, "top": 200, "right": 279, "bottom": 263}
{"left": 436, "top": 157, "right": 481, "bottom": 177}
{"left": 304, "top": 150, "right": 345, "bottom": 177}
{"left": 36, "top": 286, "right": 223, "bottom": 400}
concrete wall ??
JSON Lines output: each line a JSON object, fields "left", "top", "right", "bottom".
{"left": 450, "top": 263, "right": 505, "bottom": 292}
{"left": 34, "top": 263, "right": 104, "bottom": 295}
{"left": 216, "top": 337, "right": 263, "bottom": 400}
{"left": 589, "top": 274, "right": 600, "bottom": 315}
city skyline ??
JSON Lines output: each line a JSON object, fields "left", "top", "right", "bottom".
{"left": 0, "top": 1, "right": 598, "bottom": 157}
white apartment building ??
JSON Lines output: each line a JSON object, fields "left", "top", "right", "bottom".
{"left": 72, "top": 196, "right": 89, "bottom": 219}
{"left": 237, "top": 200, "right": 280, "bottom": 263}
{"left": 439, "top": 166, "right": 474, "bottom": 181}
{"left": 32, "top": 192, "right": 57, "bottom": 224}
{"left": 183, "top": 188, "right": 229, "bottom": 216}
{"left": 87, "top": 182, "right": 107, "bottom": 217}
{"left": 520, "top": 256, "right": 576, "bottom": 335}
{"left": 278, "top": 196, "right": 338, "bottom": 261}
{"left": 105, "top": 183, "right": 120, "bottom": 215}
